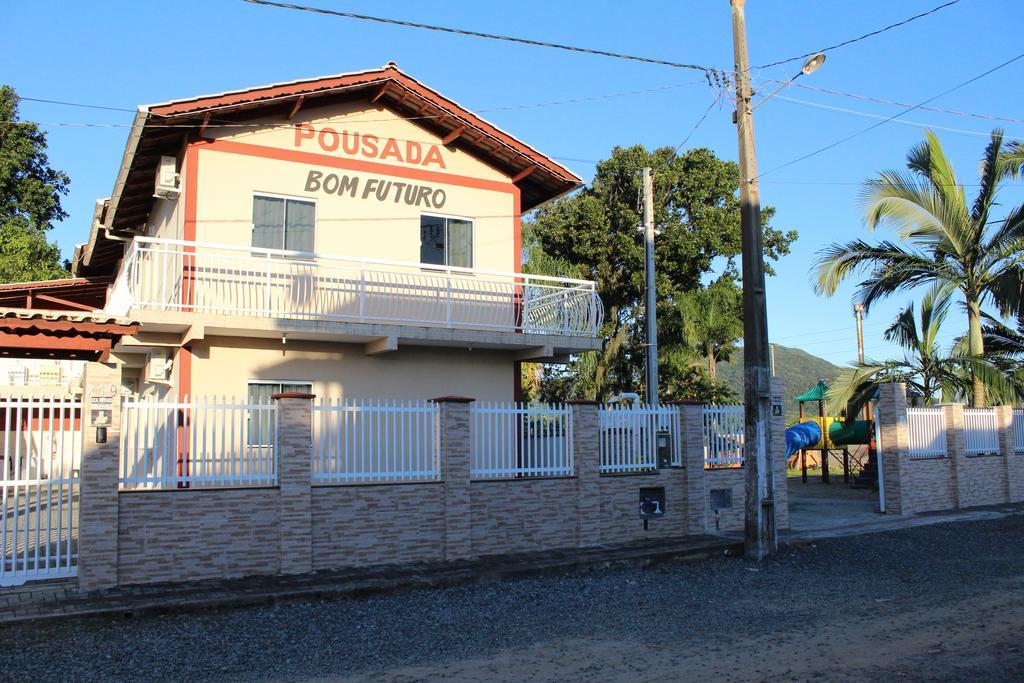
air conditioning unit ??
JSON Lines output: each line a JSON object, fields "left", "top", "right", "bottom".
{"left": 153, "top": 156, "right": 180, "bottom": 199}
{"left": 145, "top": 349, "right": 173, "bottom": 384}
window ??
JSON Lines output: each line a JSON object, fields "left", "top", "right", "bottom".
{"left": 420, "top": 215, "right": 473, "bottom": 268}
{"left": 248, "top": 381, "right": 312, "bottom": 405}
{"left": 247, "top": 381, "right": 312, "bottom": 446}
{"left": 252, "top": 195, "right": 315, "bottom": 253}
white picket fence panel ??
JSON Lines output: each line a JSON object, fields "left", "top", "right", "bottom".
{"left": 1, "top": 395, "right": 82, "bottom": 586}
{"left": 1014, "top": 410, "right": 1024, "bottom": 453}
{"left": 703, "top": 404, "right": 745, "bottom": 468}
{"left": 906, "top": 407, "right": 947, "bottom": 458}
{"left": 120, "top": 397, "right": 278, "bottom": 489}
{"left": 470, "top": 402, "right": 573, "bottom": 479}
{"left": 313, "top": 399, "right": 439, "bottom": 483}
{"left": 963, "top": 408, "right": 1000, "bottom": 455}
{"left": 598, "top": 404, "right": 680, "bottom": 474}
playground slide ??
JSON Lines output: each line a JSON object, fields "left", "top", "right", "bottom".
{"left": 784, "top": 419, "right": 872, "bottom": 457}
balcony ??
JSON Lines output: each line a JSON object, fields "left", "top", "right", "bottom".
{"left": 108, "top": 238, "right": 603, "bottom": 341}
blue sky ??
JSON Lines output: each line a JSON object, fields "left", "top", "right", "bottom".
{"left": 5, "top": 0, "right": 1024, "bottom": 372}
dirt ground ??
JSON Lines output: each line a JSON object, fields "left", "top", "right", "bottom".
{"left": 2, "top": 513, "right": 1023, "bottom": 682}
{"left": 364, "top": 574, "right": 1024, "bottom": 682}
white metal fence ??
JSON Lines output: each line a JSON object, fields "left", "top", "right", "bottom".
{"left": 312, "top": 399, "right": 440, "bottom": 483}
{"left": 1015, "top": 410, "right": 1024, "bottom": 453}
{"left": 702, "top": 404, "right": 745, "bottom": 468}
{"left": 598, "top": 404, "right": 680, "bottom": 474}
{"left": 1, "top": 396, "right": 81, "bottom": 586}
{"left": 906, "top": 407, "right": 948, "bottom": 458}
{"left": 117, "top": 237, "right": 603, "bottom": 337}
{"left": 120, "top": 397, "right": 278, "bottom": 489}
{"left": 470, "top": 402, "right": 573, "bottom": 479}
{"left": 963, "top": 408, "right": 1000, "bottom": 455}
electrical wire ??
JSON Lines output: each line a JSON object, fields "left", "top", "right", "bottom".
{"left": 772, "top": 95, "right": 1024, "bottom": 142}
{"left": 754, "top": 51, "right": 1024, "bottom": 181}
{"left": 673, "top": 92, "right": 723, "bottom": 153}
{"left": 754, "top": 0, "right": 963, "bottom": 70}
{"left": 760, "top": 79, "right": 1024, "bottom": 125}
{"left": 240, "top": 0, "right": 724, "bottom": 76}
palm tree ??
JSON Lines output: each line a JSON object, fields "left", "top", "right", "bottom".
{"left": 814, "top": 129, "right": 1024, "bottom": 406}
{"left": 826, "top": 284, "right": 969, "bottom": 416}
{"left": 674, "top": 279, "right": 742, "bottom": 380}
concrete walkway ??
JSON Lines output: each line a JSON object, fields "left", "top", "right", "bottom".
{"left": 786, "top": 475, "right": 880, "bottom": 532}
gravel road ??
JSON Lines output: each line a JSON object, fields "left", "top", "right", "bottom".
{"left": 2, "top": 514, "right": 1023, "bottom": 682}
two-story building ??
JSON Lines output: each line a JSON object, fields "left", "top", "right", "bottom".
{"left": 62, "top": 64, "right": 602, "bottom": 403}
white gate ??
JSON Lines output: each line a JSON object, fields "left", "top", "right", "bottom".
{"left": 1, "top": 396, "right": 82, "bottom": 586}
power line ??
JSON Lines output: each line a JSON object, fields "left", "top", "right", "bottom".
{"left": 755, "top": 0, "right": 963, "bottom": 70}
{"left": 18, "top": 79, "right": 709, "bottom": 124}
{"left": 772, "top": 95, "right": 1024, "bottom": 142}
{"left": 241, "top": 0, "right": 725, "bottom": 76}
{"left": 762, "top": 79, "right": 1024, "bottom": 125}
{"left": 755, "top": 51, "right": 1024, "bottom": 180}
{"left": 673, "top": 92, "right": 723, "bottom": 153}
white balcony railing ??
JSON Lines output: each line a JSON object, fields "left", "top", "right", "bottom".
{"left": 112, "top": 237, "right": 603, "bottom": 337}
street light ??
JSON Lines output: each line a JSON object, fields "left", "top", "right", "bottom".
{"left": 751, "top": 52, "right": 826, "bottom": 111}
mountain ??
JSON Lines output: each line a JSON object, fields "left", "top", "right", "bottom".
{"left": 715, "top": 345, "right": 844, "bottom": 423}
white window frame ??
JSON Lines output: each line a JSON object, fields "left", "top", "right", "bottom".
{"left": 420, "top": 212, "right": 475, "bottom": 270}
{"left": 247, "top": 379, "right": 313, "bottom": 447}
{"left": 251, "top": 192, "right": 318, "bottom": 255}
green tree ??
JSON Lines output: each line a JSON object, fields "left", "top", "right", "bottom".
{"left": 528, "top": 144, "right": 795, "bottom": 400}
{"left": 672, "top": 277, "right": 742, "bottom": 380}
{"left": 814, "top": 129, "right": 1024, "bottom": 407}
{"left": 0, "top": 85, "right": 70, "bottom": 282}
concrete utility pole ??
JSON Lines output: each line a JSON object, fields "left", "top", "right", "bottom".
{"left": 643, "top": 166, "right": 659, "bottom": 406}
{"left": 854, "top": 303, "right": 872, "bottom": 420}
{"left": 730, "top": 0, "right": 776, "bottom": 560}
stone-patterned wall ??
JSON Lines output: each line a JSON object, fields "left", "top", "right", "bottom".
{"left": 118, "top": 489, "right": 280, "bottom": 584}
{"left": 470, "top": 478, "right": 579, "bottom": 555}
{"left": 311, "top": 484, "right": 445, "bottom": 569}
{"left": 704, "top": 468, "right": 745, "bottom": 532}
{"left": 901, "top": 458, "right": 957, "bottom": 514}
{"left": 597, "top": 470, "right": 688, "bottom": 543}
{"left": 957, "top": 455, "right": 1008, "bottom": 509}
{"left": 1008, "top": 454, "right": 1024, "bottom": 503}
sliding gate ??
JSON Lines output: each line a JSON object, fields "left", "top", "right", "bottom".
{"left": 1, "top": 396, "right": 82, "bottom": 586}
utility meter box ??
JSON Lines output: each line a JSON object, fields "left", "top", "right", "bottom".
{"left": 656, "top": 429, "right": 673, "bottom": 469}
{"left": 639, "top": 487, "right": 665, "bottom": 518}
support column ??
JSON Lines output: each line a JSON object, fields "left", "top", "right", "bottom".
{"left": 676, "top": 401, "right": 707, "bottom": 535}
{"left": 569, "top": 401, "right": 601, "bottom": 547}
{"left": 876, "top": 383, "right": 909, "bottom": 515}
{"left": 78, "top": 361, "right": 121, "bottom": 590}
{"left": 993, "top": 405, "right": 1013, "bottom": 503}
{"left": 433, "top": 396, "right": 473, "bottom": 561}
{"left": 273, "top": 392, "right": 314, "bottom": 575}
{"left": 1004, "top": 407, "right": 1024, "bottom": 503}
{"left": 943, "top": 403, "right": 966, "bottom": 509}
{"left": 769, "top": 377, "right": 789, "bottom": 530}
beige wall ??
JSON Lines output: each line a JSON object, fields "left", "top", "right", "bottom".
{"left": 187, "top": 335, "right": 516, "bottom": 401}
{"left": 152, "top": 100, "right": 518, "bottom": 273}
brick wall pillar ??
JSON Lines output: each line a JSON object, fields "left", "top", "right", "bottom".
{"left": 569, "top": 401, "right": 600, "bottom": 547}
{"left": 996, "top": 405, "right": 1017, "bottom": 503}
{"left": 942, "top": 403, "right": 966, "bottom": 509}
{"left": 273, "top": 392, "right": 314, "bottom": 575}
{"left": 433, "top": 396, "right": 473, "bottom": 561}
{"left": 78, "top": 361, "right": 121, "bottom": 590}
{"left": 769, "top": 377, "right": 789, "bottom": 530}
{"left": 675, "top": 401, "right": 707, "bottom": 534}
{"left": 1005, "top": 408, "right": 1024, "bottom": 503}
{"left": 876, "top": 383, "right": 909, "bottom": 515}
